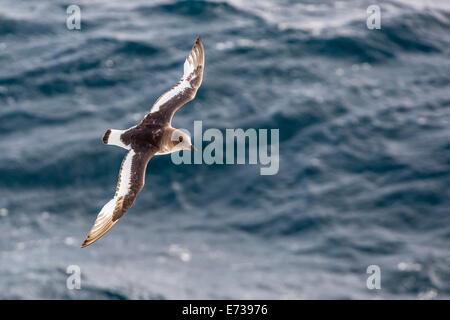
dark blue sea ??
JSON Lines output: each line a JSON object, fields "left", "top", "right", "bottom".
{"left": 0, "top": 0, "right": 449, "bottom": 299}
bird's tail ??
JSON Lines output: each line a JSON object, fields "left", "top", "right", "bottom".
{"left": 102, "top": 129, "right": 127, "bottom": 149}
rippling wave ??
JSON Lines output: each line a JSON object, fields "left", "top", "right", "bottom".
{"left": 0, "top": 0, "right": 449, "bottom": 299}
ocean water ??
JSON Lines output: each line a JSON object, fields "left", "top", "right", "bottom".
{"left": 0, "top": 0, "right": 449, "bottom": 299}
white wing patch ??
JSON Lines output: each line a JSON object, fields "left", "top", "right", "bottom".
{"left": 115, "top": 150, "right": 135, "bottom": 197}
{"left": 151, "top": 79, "right": 192, "bottom": 113}
{"left": 183, "top": 53, "right": 195, "bottom": 76}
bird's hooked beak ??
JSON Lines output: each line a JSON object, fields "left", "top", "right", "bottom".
{"left": 190, "top": 145, "right": 197, "bottom": 152}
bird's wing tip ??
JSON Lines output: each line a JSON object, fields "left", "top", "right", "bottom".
{"left": 80, "top": 240, "right": 90, "bottom": 248}
{"left": 194, "top": 36, "right": 204, "bottom": 49}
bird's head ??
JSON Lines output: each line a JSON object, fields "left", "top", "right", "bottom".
{"left": 171, "top": 129, "right": 196, "bottom": 152}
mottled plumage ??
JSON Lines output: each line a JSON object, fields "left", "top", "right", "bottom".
{"left": 81, "top": 37, "right": 205, "bottom": 248}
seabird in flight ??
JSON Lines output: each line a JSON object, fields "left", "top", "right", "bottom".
{"left": 81, "top": 37, "right": 205, "bottom": 248}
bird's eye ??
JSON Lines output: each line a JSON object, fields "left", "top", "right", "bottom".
{"left": 179, "top": 136, "right": 183, "bottom": 142}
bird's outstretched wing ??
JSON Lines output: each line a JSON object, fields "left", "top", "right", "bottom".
{"left": 142, "top": 36, "right": 205, "bottom": 125}
{"left": 81, "top": 148, "right": 156, "bottom": 248}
